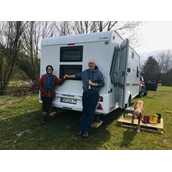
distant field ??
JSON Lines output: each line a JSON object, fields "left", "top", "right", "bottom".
{"left": 0, "top": 86, "right": 172, "bottom": 150}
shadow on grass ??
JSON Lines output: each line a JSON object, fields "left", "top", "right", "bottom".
{"left": 0, "top": 104, "right": 135, "bottom": 150}
{"left": 120, "top": 129, "right": 137, "bottom": 148}
{"left": 0, "top": 108, "right": 120, "bottom": 150}
{"left": 144, "top": 96, "right": 155, "bottom": 99}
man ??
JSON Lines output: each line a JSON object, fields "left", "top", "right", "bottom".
{"left": 65, "top": 59, "right": 105, "bottom": 138}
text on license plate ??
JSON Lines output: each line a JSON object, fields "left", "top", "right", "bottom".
{"left": 60, "top": 98, "right": 77, "bottom": 104}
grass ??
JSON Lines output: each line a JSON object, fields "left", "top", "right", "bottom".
{"left": 0, "top": 86, "right": 172, "bottom": 150}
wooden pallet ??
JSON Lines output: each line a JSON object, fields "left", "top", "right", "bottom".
{"left": 117, "top": 113, "right": 163, "bottom": 133}
{"left": 91, "top": 120, "right": 103, "bottom": 128}
{"left": 49, "top": 112, "right": 56, "bottom": 116}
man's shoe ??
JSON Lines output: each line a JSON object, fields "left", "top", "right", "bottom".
{"left": 76, "top": 130, "right": 83, "bottom": 136}
{"left": 82, "top": 132, "right": 88, "bottom": 138}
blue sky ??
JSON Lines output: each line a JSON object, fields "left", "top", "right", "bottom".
{"left": 136, "top": 21, "right": 172, "bottom": 54}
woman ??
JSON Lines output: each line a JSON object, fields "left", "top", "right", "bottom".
{"left": 39, "top": 65, "right": 66, "bottom": 124}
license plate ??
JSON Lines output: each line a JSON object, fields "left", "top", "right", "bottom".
{"left": 60, "top": 98, "right": 77, "bottom": 104}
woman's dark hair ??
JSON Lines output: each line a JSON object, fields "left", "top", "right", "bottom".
{"left": 46, "top": 65, "right": 54, "bottom": 72}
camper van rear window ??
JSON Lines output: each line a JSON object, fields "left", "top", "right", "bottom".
{"left": 60, "top": 46, "right": 83, "bottom": 62}
{"left": 60, "top": 65, "right": 82, "bottom": 80}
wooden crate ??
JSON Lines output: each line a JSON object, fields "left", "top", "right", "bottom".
{"left": 117, "top": 113, "right": 163, "bottom": 133}
{"left": 49, "top": 112, "right": 56, "bottom": 116}
{"left": 91, "top": 120, "right": 103, "bottom": 128}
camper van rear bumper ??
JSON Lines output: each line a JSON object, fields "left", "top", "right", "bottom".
{"left": 52, "top": 101, "right": 108, "bottom": 114}
{"left": 52, "top": 93, "right": 111, "bottom": 114}
{"left": 53, "top": 103, "right": 83, "bottom": 112}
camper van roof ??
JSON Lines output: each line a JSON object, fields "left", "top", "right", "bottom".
{"left": 41, "top": 31, "right": 117, "bottom": 46}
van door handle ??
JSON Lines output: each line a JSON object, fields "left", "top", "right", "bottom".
{"left": 122, "top": 71, "right": 125, "bottom": 76}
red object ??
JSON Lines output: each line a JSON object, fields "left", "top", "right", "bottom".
{"left": 68, "top": 43, "right": 75, "bottom": 46}
{"left": 147, "top": 116, "right": 150, "bottom": 123}
{"left": 142, "top": 116, "right": 147, "bottom": 124}
{"left": 97, "top": 104, "right": 103, "bottom": 110}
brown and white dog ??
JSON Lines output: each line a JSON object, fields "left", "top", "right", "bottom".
{"left": 132, "top": 100, "right": 144, "bottom": 132}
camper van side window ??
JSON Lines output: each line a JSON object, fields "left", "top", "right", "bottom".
{"left": 60, "top": 46, "right": 83, "bottom": 62}
{"left": 136, "top": 66, "right": 139, "bottom": 77}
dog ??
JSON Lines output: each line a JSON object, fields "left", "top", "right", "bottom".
{"left": 131, "top": 100, "right": 144, "bottom": 132}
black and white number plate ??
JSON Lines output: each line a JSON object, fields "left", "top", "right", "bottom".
{"left": 60, "top": 97, "right": 77, "bottom": 104}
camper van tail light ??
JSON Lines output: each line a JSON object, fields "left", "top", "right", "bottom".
{"left": 97, "top": 104, "right": 103, "bottom": 110}
{"left": 68, "top": 43, "right": 75, "bottom": 46}
{"left": 112, "top": 35, "right": 115, "bottom": 40}
{"left": 98, "top": 96, "right": 103, "bottom": 102}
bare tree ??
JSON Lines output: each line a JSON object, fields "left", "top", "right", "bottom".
{"left": 156, "top": 49, "right": 172, "bottom": 73}
{"left": 97, "top": 21, "right": 118, "bottom": 31}
{"left": 55, "top": 21, "right": 142, "bottom": 47}
{"left": 54, "top": 21, "right": 73, "bottom": 36}
{"left": 115, "top": 21, "right": 142, "bottom": 48}
{"left": 33, "top": 21, "right": 142, "bottom": 47}
{"left": 72, "top": 21, "right": 98, "bottom": 34}
{"left": 0, "top": 21, "right": 26, "bottom": 95}
{"left": 16, "top": 21, "right": 42, "bottom": 87}
{"left": 42, "top": 21, "right": 57, "bottom": 38}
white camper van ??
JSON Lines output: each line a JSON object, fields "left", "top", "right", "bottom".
{"left": 40, "top": 31, "right": 140, "bottom": 115}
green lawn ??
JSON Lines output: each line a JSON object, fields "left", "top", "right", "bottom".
{"left": 0, "top": 86, "right": 172, "bottom": 150}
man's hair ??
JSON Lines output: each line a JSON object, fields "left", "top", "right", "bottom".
{"left": 89, "top": 59, "right": 96, "bottom": 64}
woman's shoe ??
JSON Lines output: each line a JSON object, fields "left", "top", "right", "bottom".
{"left": 40, "top": 113, "right": 47, "bottom": 124}
{"left": 40, "top": 119, "right": 45, "bottom": 124}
